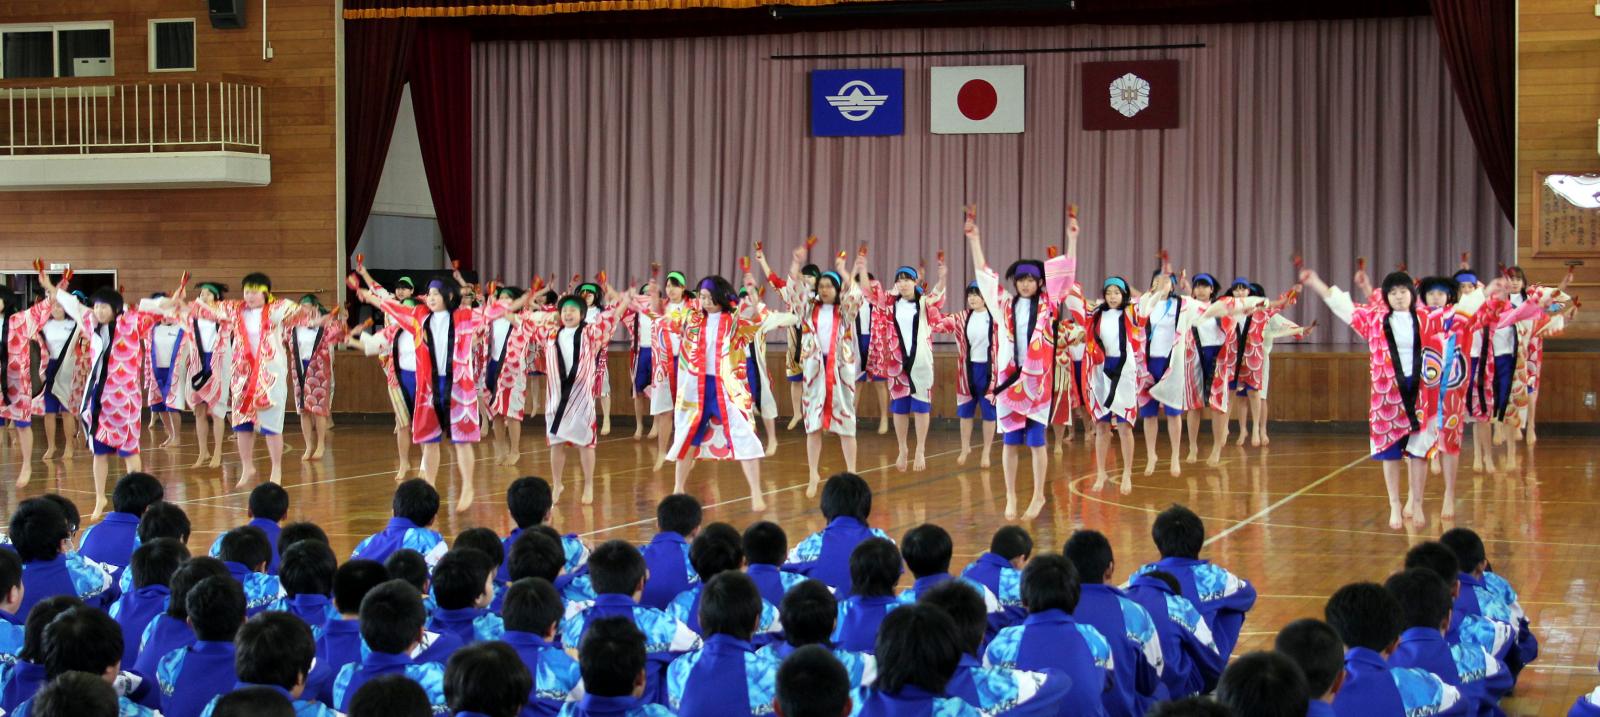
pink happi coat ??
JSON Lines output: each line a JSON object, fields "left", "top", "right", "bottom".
{"left": 32, "top": 317, "right": 91, "bottom": 416}
{"left": 973, "top": 256, "right": 1077, "bottom": 432}
{"left": 181, "top": 309, "right": 233, "bottom": 414}
{"left": 487, "top": 311, "right": 537, "bottom": 421}
{"left": 188, "top": 298, "right": 308, "bottom": 428}
{"left": 289, "top": 315, "right": 349, "bottom": 417}
{"left": 142, "top": 321, "right": 191, "bottom": 410}
{"left": 648, "top": 298, "right": 696, "bottom": 414}
{"left": 1084, "top": 303, "right": 1149, "bottom": 424}
{"left": 1503, "top": 286, "right": 1570, "bottom": 428}
{"left": 56, "top": 292, "right": 169, "bottom": 453}
{"left": 1050, "top": 290, "right": 1089, "bottom": 425}
{"left": 1226, "top": 306, "right": 1282, "bottom": 394}
{"left": 1, "top": 298, "right": 55, "bottom": 423}
{"left": 791, "top": 286, "right": 862, "bottom": 437}
{"left": 379, "top": 299, "right": 508, "bottom": 445}
{"left": 1427, "top": 293, "right": 1547, "bottom": 454}
{"left": 532, "top": 305, "right": 620, "bottom": 447}
{"left": 863, "top": 284, "right": 944, "bottom": 404}
{"left": 662, "top": 303, "right": 770, "bottom": 461}
{"left": 929, "top": 306, "right": 1002, "bottom": 414}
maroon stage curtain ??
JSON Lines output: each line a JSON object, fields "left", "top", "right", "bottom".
{"left": 409, "top": 24, "right": 475, "bottom": 269}
{"left": 1430, "top": 0, "right": 1514, "bottom": 222}
{"left": 343, "top": 18, "right": 417, "bottom": 257}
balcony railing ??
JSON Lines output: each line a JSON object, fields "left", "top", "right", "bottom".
{"left": 1, "top": 80, "right": 262, "bottom": 155}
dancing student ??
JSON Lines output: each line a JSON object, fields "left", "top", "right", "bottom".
{"left": 33, "top": 290, "right": 88, "bottom": 461}
{"left": 524, "top": 288, "right": 558, "bottom": 421}
{"left": 186, "top": 272, "right": 313, "bottom": 488}
{"left": 184, "top": 283, "right": 232, "bottom": 469}
{"left": 734, "top": 277, "right": 791, "bottom": 457}
{"left": 1083, "top": 272, "right": 1145, "bottom": 494}
{"left": 864, "top": 259, "right": 947, "bottom": 472}
{"left": 776, "top": 254, "right": 822, "bottom": 433}
{"left": 662, "top": 273, "right": 780, "bottom": 510}
{"left": 1301, "top": 266, "right": 1484, "bottom": 529}
{"left": 2, "top": 281, "right": 60, "bottom": 487}
{"left": 623, "top": 273, "right": 659, "bottom": 442}
{"left": 37, "top": 266, "right": 180, "bottom": 516}
{"left": 357, "top": 275, "right": 526, "bottom": 512}
{"left": 931, "top": 281, "right": 1001, "bottom": 467}
{"left": 485, "top": 285, "right": 541, "bottom": 467}
{"left": 968, "top": 204, "right": 1078, "bottom": 519}
{"left": 1252, "top": 286, "right": 1313, "bottom": 447}
{"left": 289, "top": 295, "right": 348, "bottom": 461}
{"left": 1179, "top": 274, "right": 1229, "bottom": 464}
{"left": 1492, "top": 266, "right": 1572, "bottom": 463}
{"left": 646, "top": 270, "right": 692, "bottom": 470}
{"left": 857, "top": 271, "right": 891, "bottom": 436}
{"left": 574, "top": 280, "right": 616, "bottom": 438}
{"left": 350, "top": 306, "right": 418, "bottom": 482}
{"left": 1048, "top": 274, "right": 1089, "bottom": 448}
{"left": 143, "top": 296, "right": 188, "bottom": 449}
{"left": 1217, "top": 279, "right": 1294, "bottom": 449}
{"left": 527, "top": 283, "right": 633, "bottom": 505}
{"left": 779, "top": 245, "right": 865, "bottom": 498}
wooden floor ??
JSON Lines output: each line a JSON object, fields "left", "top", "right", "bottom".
{"left": 1, "top": 419, "right": 1595, "bottom": 716}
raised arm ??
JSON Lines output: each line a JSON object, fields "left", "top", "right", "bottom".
{"left": 964, "top": 205, "right": 989, "bottom": 278}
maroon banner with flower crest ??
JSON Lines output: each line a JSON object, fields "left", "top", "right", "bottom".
{"left": 1081, "top": 60, "right": 1180, "bottom": 131}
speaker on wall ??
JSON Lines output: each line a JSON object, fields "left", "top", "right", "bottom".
{"left": 209, "top": 0, "right": 246, "bottom": 29}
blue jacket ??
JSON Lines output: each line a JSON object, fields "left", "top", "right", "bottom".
{"left": 309, "top": 618, "right": 362, "bottom": 705}
{"left": 555, "top": 695, "right": 673, "bottom": 717}
{"left": 1129, "top": 556, "right": 1255, "bottom": 660}
{"left": 198, "top": 683, "right": 338, "bottom": 717}
{"left": 134, "top": 614, "right": 195, "bottom": 678}
{"left": 559, "top": 594, "right": 702, "bottom": 705}
{"left": 503, "top": 631, "right": 582, "bottom": 717}
{"left": 1124, "top": 573, "right": 1223, "bottom": 698}
{"left": 0, "top": 609, "right": 25, "bottom": 666}
{"left": 1331, "top": 647, "right": 1468, "bottom": 717}
{"left": 223, "top": 561, "right": 287, "bottom": 617}
{"left": 983, "top": 609, "right": 1113, "bottom": 717}
{"left": 666, "top": 584, "right": 780, "bottom": 642}
{"left": 286, "top": 594, "right": 340, "bottom": 639}
{"left": 332, "top": 650, "right": 447, "bottom": 715}
{"left": 350, "top": 518, "right": 447, "bottom": 568}
{"left": 110, "top": 585, "right": 171, "bottom": 670}
{"left": 833, "top": 595, "right": 902, "bottom": 654}
{"left": 945, "top": 653, "right": 1071, "bottom": 717}
{"left": 745, "top": 563, "right": 809, "bottom": 608}
{"left": 962, "top": 553, "right": 1026, "bottom": 629}
{"left": 897, "top": 573, "right": 1006, "bottom": 647}
{"left": 79, "top": 512, "right": 142, "bottom": 582}
{"left": 156, "top": 640, "right": 238, "bottom": 717}
{"left": 429, "top": 606, "right": 506, "bottom": 645}
{"left": 1072, "top": 583, "right": 1166, "bottom": 717}
{"left": 852, "top": 684, "right": 985, "bottom": 717}
{"left": 783, "top": 517, "right": 890, "bottom": 594}
{"left": 1390, "top": 627, "right": 1511, "bottom": 717}
{"left": 499, "top": 529, "right": 589, "bottom": 583}
{"left": 208, "top": 518, "right": 283, "bottom": 574}
{"left": 666, "top": 634, "right": 779, "bottom": 717}
{"left": 639, "top": 533, "right": 696, "bottom": 610}
{"left": 20, "top": 553, "right": 118, "bottom": 615}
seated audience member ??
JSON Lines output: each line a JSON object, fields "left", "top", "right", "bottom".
{"left": 559, "top": 541, "right": 700, "bottom": 705}
{"left": 757, "top": 579, "right": 876, "bottom": 688}
{"left": 134, "top": 558, "right": 229, "bottom": 677}
{"left": 307, "top": 559, "right": 390, "bottom": 704}
{"left": 961, "top": 526, "right": 1032, "bottom": 628}
{"left": 0, "top": 548, "right": 27, "bottom": 662}
{"left": 444, "top": 642, "right": 533, "bottom": 717}
{"left": 125, "top": 502, "right": 194, "bottom": 597}
{"left": 156, "top": 575, "right": 247, "bottom": 717}
{"left": 30, "top": 672, "right": 121, "bottom": 717}
{"left": 919, "top": 579, "right": 1070, "bottom": 716}
{"left": 784, "top": 474, "right": 891, "bottom": 594}
{"left": 640, "top": 494, "right": 703, "bottom": 610}
{"left": 212, "top": 687, "right": 293, "bottom": 717}
{"left": 1125, "top": 568, "right": 1224, "bottom": 698}
{"left": 984, "top": 554, "right": 1114, "bottom": 717}
{"left": 743, "top": 521, "right": 808, "bottom": 608}
{"left": 1064, "top": 529, "right": 1166, "bottom": 717}
{"left": 1384, "top": 569, "right": 1510, "bottom": 717}
{"left": 500, "top": 578, "right": 581, "bottom": 717}
{"left": 216, "top": 527, "right": 287, "bottom": 616}
{"left": 1439, "top": 529, "right": 1537, "bottom": 680}
{"left": 351, "top": 480, "right": 447, "bottom": 568}
{"left": 209, "top": 484, "right": 290, "bottom": 574}
{"left": 667, "top": 524, "right": 778, "bottom": 638}
{"left": 1129, "top": 505, "right": 1257, "bottom": 660}
{"left": 197, "top": 612, "right": 338, "bottom": 717}
{"left": 1274, "top": 619, "right": 1346, "bottom": 717}
{"left": 110, "top": 538, "right": 188, "bottom": 669}
{"left": 1403, "top": 541, "right": 1512, "bottom": 665}
{"left": 773, "top": 645, "right": 853, "bottom": 717}
{"left": 1216, "top": 650, "right": 1310, "bottom": 717}
{"left": 332, "top": 580, "right": 448, "bottom": 715}
{"left": 896, "top": 525, "right": 1002, "bottom": 639}
{"left": 12, "top": 498, "right": 116, "bottom": 614}
{"left": 428, "top": 548, "right": 505, "bottom": 645}
{"left": 347, "top": 675, "right": 432, "bottom": 717}
{"left": 1323, "top": 582, "right": 1466, "bottom": 717}
{"left": 20, "top": 607, "right": 158, "bottom": 717}
{"left": 666, "top": 572, "right": 780, "bottom": 716}
{"left": 559, "top": 618, "right": 674, "bottom": 717}
{"left": 831, "top": 538, "right": 903, "bottom": 653}
{"left": 453, "top": 528, "right": 509, "bottom": 611}
{"left": 280, "top": 540, "right": 340, "bottom": 638}
{"left": 277, "top": 522, "right": 331, "bottom": 559}
{"left": 503, "top": 477, "right": 590, "bottom": 582}
{"left": 79, "top": 473, "right": 164, "bottom": 581}
{"left": 852, "top": 604, "right": 983, "bottom": 716}
{"left": 0, "top": 596, "right": 83, "bottom": 713}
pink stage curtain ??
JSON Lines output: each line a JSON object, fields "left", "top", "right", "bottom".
{"left": 472, "top": 17, "right": 1511, "bottom": 340}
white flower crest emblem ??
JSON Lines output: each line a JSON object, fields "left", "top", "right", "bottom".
{"left": 1108, "top": 72, "right": 1151, "bottom": 118}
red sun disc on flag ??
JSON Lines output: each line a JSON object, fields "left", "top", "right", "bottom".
{"left": 957, "top": 80, "right": 998, "bottom": 121}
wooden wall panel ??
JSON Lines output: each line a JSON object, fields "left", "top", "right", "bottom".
{"left": 1517, "top": 0, "right": 1600, "bottom": 338}
{"left": 0, "top": 0, "right": 338, "bottom": 302}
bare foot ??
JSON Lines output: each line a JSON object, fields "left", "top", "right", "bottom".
{"left": 1430, "top": 457, "right": 1441, "bottom": 475}
{"left": 1441, "top": 493, "right": 1456, "bottom": 520}
{"left": 1527, "top": 429, "right": 1538, "bottom": 444}
{"left": 1250, "top": 433, "right": 1262, "bottom": 448}
{"left": 632, "top": 427, "right": 643, "bottom": 441}
{"left": 393, "top": 467, "right": 409, "bottom": 483}
{"left": 980, "top": 452, "right": 992, "bottom": 468}
{"left": 1260, "top": 434, "right": 1270, "bottom": 446}
{"left": 766, "top": 442, "right": 778, "bottom": 458}
{"left": 1143, "top": 460, "right": 1156, "bottom": 477}
{"left": 653, "top": 454, "right": 666, "bottom": 472}
{"left": 456, "top": 490, "right": 475, "bottom": 513}
{"left": 40, "top": 448, "right": 56, "bottom": 460}
{"left": 63, "top": 447, "right": 75, "bottom": 460}
{"left": 1484, "top": 458, "right": 1497, "bottom": 473}
{"left": 1054, "top": 442, "right": 1063, "bottom": 456}
{"left": 601, "top": 418, "right": 612, "bottom": 436}
{"left": 1411, "top": 509, "right": 1427, "bottom": 528}
{"left": 1092, "top": 469, "right": 1108, "bottom": 492}
{"left": 90, "top": 496, "right": 107, "bottom": 522}
{"left": 581, "top": 483, "right": 594, "bottom": 505}
{"left": 1236, "top": 433, "right": 1247, "bottom": 447}
{"left": 236, "top": 465, "right": 257, "bottom": 489}
{"left": 15, "top": 468, "right": 32, "bottom": 489}
{"left": 913, "top": 454, "right": 926, "bottom": 472}
{"left": 208, "top": 454, "right": 222, "bottom": 468}
{"left": 805, "top": 475, "right": 821, "bottom": 498}
{"left": 1185, "top": 450, "right": 1198, "bottom": 464}
{"left": 895, "top": 452, "right": 908, "bottom": 473}
{"left": 1402, "top": 501, "right": 1414, "bottom": 519}
{"left": 787, "top": 416, "right": 801, "bottom": 431}
{"left": 1170, "top": 459, "right": 1181, "bottom": 478}
{"left": 1022, "top": 496, "right": 1045, "bottom": 520}
{"left": 1388, "top": 506, "right": 1404, "bottom": 530}
{"left": 647, "top": 425, "right": 659, "bottom": 439}
{"left": 1003, "top": 494, "right": 1018, "bottom": 520}
{"left": 958, "top": 449, "right": 971, "bottom": 466}
{"left": 551, "top": 481, "right": 565, "bottom": 503}
{"left": 269, "top": 466, "right": 282, "bottom": 485}
{"left": 1472, "top": 458, "right": 1484, "bottom": 472}
{"left": 877, "top": 420, "right": 889, "bottom": 436}
{"left": 192, "top": 454, "right": 209, "bottom": 469}
{"left": 300, "top": 448, "right": 312, "bottom": 461}
{"left": 1120, "top": 470, "right": 1134, "bottom": 494}
{"left": 312, "top": 444, "right": 325, "bottom": 460}
{"left": 751, "top": 495, "right": 768, "bottom": 512}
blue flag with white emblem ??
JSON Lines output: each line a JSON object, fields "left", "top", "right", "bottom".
{"left": 810, "top": 68, "right": 904, "bottom": 137}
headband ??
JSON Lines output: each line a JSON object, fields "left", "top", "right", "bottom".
{"left": 1456, "top": 272, "right": 1479, "bottom": 285}
{"left": 1011, "top": 264, "right": 1043, "bottom": 280}
{"left": 197, "top": 282, "right": 226, "bottom": 295}
{"left": 1192, "top": 273, "right": 1218, "bottom": 288}
{"left": 577, "top": 283, "right": 600, "bottom": 296}
{"left": 557, "top": 296, "right": 586, "bottom": 312}
{"left": 699, "top": 278, "right": 720, "bottom": 292}
{"left": 243, "top": 282, "right": 271, "bottom": 293}
{"left": 396, "top": 276, "right": 415, "bottom": 288}
{"left": 820, "top": 271, "right": 843, "bottom": 286}
{"left": 1103, "top": 277, "right": 1130, "bottom": 294}
{"left": 665, "top": 271, "right": 687, "bottom": 287}
{"left": 895, "top": 266, "right": 919, "bottom": 282}
{"left": 426, "top": 279, "right": 450, "bottom": 292}
{"left": 966, "top": 281, "right": 981, "bottom": 292}
{"left": 1420, "top": 278, "right": 1456, "bottom": 294}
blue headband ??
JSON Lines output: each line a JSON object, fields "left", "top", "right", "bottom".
{"left": 426, "top": 279, "right": 449, "bottom": 292}
{"left": 1231, "top": 277, "right": 1250, "bottom": 287}
{"left": 895, "top": 266, "right": 919, "bottom": 282}
{"left": 820, "top": 271, "right": 843, "bottom": 287}
{"left": 1104, "top": 277, "right": 1129, "bottom": 293}
{"left": 1457, "top": 272, "right": 1479, "bottom": 285}
{"left": 1193, "top": 273, "right": 1218, "bottom": 287}
{"left": 1012, "top": 264, "right": 1043, "bottom": 280}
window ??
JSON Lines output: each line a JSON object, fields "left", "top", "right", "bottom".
{"left": 148, "top": 19, "right": 195, "bottom": 72}
{"left": 0, "top": 22, "right": 113, "bottom": 79}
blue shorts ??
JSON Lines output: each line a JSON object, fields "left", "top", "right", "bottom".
{"left": 889, "top": 396, "right": 931, "bottom": 415}
{"left": 1492, "top": 354, "right": 1514, "bottom": 417}
{"left": 395, "top": 369, "right": 443, "bottom": 443}
{"left": 0, "top": 418, "right": 30, "bottom": 429}
{"left": 1098, "top": 356, "right": 1130, "bottom": 424}
{"left": 857, "top": 334, "right": 884, "bottom": 382}
{"left": 633, "top": 348, "right": 653, "bottom": 394}
{"left": 91, "top": 439, "right": 136, "bottom": 457}
{"left": 1140, "top": 357, "right": 1183, "bottom": 418}
{"left": 690, "top": 376, "right": 725, "bottom": 447}
{"left": 1371, "top": 375, "right": 1420, "bottom": 461}
{"left": 957, "top": 362, "right": 996, "bottom": 422}
{"left": 1003, "top": 419, "right": 1047, "bottom": 447}
{"left": 1197, "top": 345, "right": 1221, "bottom": 397}
{"left": 41, "top": 358, "right": 65, "bottom": 414}
{"left": 745, "top": 355, "right": 762, "bottom": 409}
{"left": 232, "top": 422, "right": 280, "bottom": 436}
{"left": 1230, "top": 378, "right": 1252, "bottom": 397}
{"left": 786, "top": 373, "right": 802, "bottom": 383}
{"left": 149, "top": 366, "right": 177, "bottom": 413}
{"left": 486, "top": 358, "right": 503, "bottom": 394}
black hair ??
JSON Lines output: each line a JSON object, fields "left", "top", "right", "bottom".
{"left": 1152, "top": 504, "right": 1205, "bottom": 560}
{"left": 32, "top": 672, "right": 119, "bottom": 717}
{"left": 130, "top": 537, "right": 189, "bottom": 590}
{"left": 507, "top": 529, "right": 565, "bottom": 583}
{"left": 655, "top": 494, "right": 703, "bottom": 536}
{"left": 1004, "top": 260, "right": 1045, "bottom": 283}
{"left": 776, "top": 645, "right": 851, "bottom": 717}
{"left": 1146, "top": 697, "right": 1234, "bottom": 717}
{"left": 89, "top": 288, "right": 125, "bottom": 316}
{"left": 577, "top": 617, "right": 648, "bottom": 698}
{"left": 219, "top": 525, "right": 274, "bottom": 572}
{"left": 689, "top": 523, "right": 744, "bottom": 583}
{"left": 445, "top": 642, "right": 532, "bottom": 717}
{"left": 167, "top": 557, "right": 229, "bottom": 620}
{"left": 333, "top": 560, "right": 390, "bottom": 616}
{"left": 187, "top": 575, "right": 247, "bottom": 642}
{"left": 820, "top": 472, "right": 872, "bottom": 522}
{"left": 801, "top": 264, "right": 822, "bottom": 280}
{"left": 247, "top": 483, "right": 290, "bottom": 522}
{"left": 241, "top": 272, "right": 273, "bottom": 291}
{"left": 1274, "top": 618, "right": 1345, "bottom": 698}
{"left": 1403, "top": 542, "right": 1461, "bottom": 587}
{"left": 360, "top": 580, "right": 428, "bottom": 654}
{"left": 742, "top": 521, "right": 788, "bottom": 567}
{"left": 235, "top": 611, "right": 315, "bottom": 689}
{"left": 20, "top": 597, "right": 83, "bottom": 663}
{"left": 1418, "top": 276, "right": 1459, "bottom": 305}
{"left": 494, "top": 286, "right": 524, "bottom": 301}
{"left": 280, "top": 539, "right": 337, "bottom": 597}
{"left": 0, "top": 548, "right": 20, "bottom": 599}
{"left": 196, "top": 282, "right": 230, "bottom": 300}
{"left": 1438, "top": 528, "right": 1487, "bottom": 574}
{"left": 392, "top": 479, "right": 441, "bottom": 528}
{"left": 815, "top": 273, "right": 843, "bottom": 305}
{"left": 348, "top": 675, "right": 432, "bottom": 717}
{"left": 278, "top": 522, "right": 330, "bottom": 558}
{"left": 38, "top": 496, "right": 80, "bottom": 535}
{"left": 506, "top": 476, "right": 554, "bottom": 529}
{"left": 1380, "top": 271, "right": 1416, "bottom": 308}
{"left": 695, "top": 275, "right": 738, "bottom": 313}
{"left": 138, "top": 502, "right": 192, "bottom": 544}
{"left": 848, "top": 538, "right": 901, "bottom": 598}
{"left": 779, "top": 579, "right": 838, "bottom": 647}
{"left": 918, "top": 579, "right": 987, "bottom": 656}
{"left": 214, "top": 687, "right": 293, "bottom": 717}
{"left": 539, "top": 290, "right": 558, "bottom": 306}
{"left": 699, "top": 571, "right": 762, "bottom": 641}
{"left": 383, "top": 550, "right": 430, "bottom": 594}
{"left": 111, "top": 473, "right": 165, "bottom": 516}
{"left": 1064, "top": 529, "right": 1114, "bottom": 585}
{"left": 454, "top": 528, "right": 505, "bottom": 571}
{"left": 1217, "top": 651, "right": 1310, "bottom": 717}
{"left": 1385, "top": 568, "right": 1452, "bottom": 631}
{"left": 502, "top": 578, "right": 564, "bottom": 637}
{"left": 1324, "top": 582, "right": 1403, "bottom": 653}
{"left": 989, "top": 526, "right": 1034, "bottom": 562}
{"left": 1144, "top": 569, "right": 1183, "bottom": 595}
{"left": 40, "top": 606, "right": 123, "bottom": 678}
{"left": 1021, "top": 553, "right": 1081, "bottom": 614}
{"left": 428, "top": 281, "right": 462, "bottom": 311}
{"left": 9, "top": 498, "right": 70, "bottom": 562}
{"left": 874, "top": 603, "right": 963, "bottom": 695}
{"left": 433, "top": 548, "right": 494, "bottom": 610}
{"left": 900, "top": 524, "right": 953, "bottom": 578}
{"left": 588, "top": 540, "right": 647, "bottom": 597}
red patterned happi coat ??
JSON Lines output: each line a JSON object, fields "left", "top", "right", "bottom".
{"left": 1, "top": 298, "right": 55, "bottom": 423}
{"left": 290, "top": 316, "right": 350, "bottom": 417}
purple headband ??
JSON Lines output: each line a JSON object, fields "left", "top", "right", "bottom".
{"left": 1012, "top": 264, "right": 1043, "bottom": 280}
{"left": 699, "top": 278, "right": 720, "bottom": 292}
{"left": 427, "top": 279, "right": 450, "bottom": 292}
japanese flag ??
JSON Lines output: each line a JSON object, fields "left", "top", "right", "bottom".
{"left": 930, "top": 65, "right": 1025, "bottom": 134}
